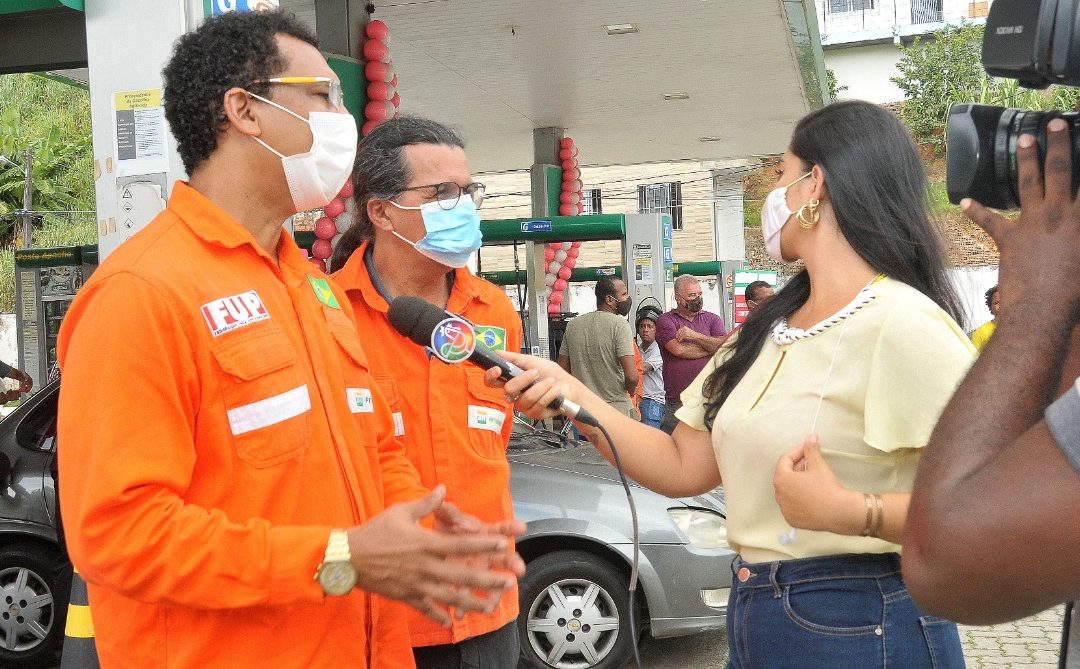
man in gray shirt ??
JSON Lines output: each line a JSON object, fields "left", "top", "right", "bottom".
{"left": 901, "top": 117, "right": 1080, "bottom": 667}
{"left": 558, "top": 277, "right": 639, "bottom": 419}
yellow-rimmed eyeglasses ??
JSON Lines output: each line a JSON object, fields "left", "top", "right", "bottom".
{"left": 249, "top": 77, "right": 343, "bottom": 109}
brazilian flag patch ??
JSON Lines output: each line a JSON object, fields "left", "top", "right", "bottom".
{"left": 308, "top": 276, "right": 340, "bottom": 309}
{"left": 474, "top": 325, "right": 507, "bottom": 351}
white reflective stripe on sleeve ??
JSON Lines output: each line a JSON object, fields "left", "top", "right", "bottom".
{"left": 227, "top": 385, "right": 311, "bottom": 436}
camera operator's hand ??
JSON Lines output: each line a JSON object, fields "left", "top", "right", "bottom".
{"left": 962, "top": 119, "right": 1080, "bottom": 318}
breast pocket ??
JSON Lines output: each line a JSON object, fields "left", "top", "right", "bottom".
{"left": 211, "top": 327, "right": 310, "bottom": 468}
{"left": 324, "top": 309, "right": 386, "bottom": 448}
{"left": 464, "top": 370, "right": 512, "bottom": 460}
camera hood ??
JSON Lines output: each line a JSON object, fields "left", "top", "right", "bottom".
{"left": 983, "top": 0, "right": 1080, "bottom": 87}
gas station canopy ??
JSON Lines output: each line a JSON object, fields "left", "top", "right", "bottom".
{"left": 0, "top": 0, "right": 827, "bottom": 173}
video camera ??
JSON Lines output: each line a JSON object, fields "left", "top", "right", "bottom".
{"left": 947, "top": 0, "right": 1080, "bottom": 209}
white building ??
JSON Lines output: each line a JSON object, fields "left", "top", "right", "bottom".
{"left": 819, "top": 0, "right": 991, "bottom": 103}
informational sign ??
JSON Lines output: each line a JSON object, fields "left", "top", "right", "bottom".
{"left": 596, "top": 267, "right": 617, "bottom": 276}
{"left": 634, "top": 259, "right": 652, "bottom": 283}
{"left": 212, "top": 0, "right": 279, "bottom": 14}
{"left": 733, "top": 270, "right": 778, "bottom": 325}
{"left": 520, "top": 220, "right": 553, "bottom": 233}
{"left": 18, "top": 270, "right": 37, "bottom": 323}
{"left": 632, "top": 244, "right": 652, "bottom": 260}
{"left": 113, "top": 89, "right": 168, "bottom": 177}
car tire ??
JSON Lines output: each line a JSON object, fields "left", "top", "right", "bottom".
{"left": 518, "top": 550, "right": 638, "bottom": 669}
{"left": 0, "top": 542, "right": 71, "bottom": 669}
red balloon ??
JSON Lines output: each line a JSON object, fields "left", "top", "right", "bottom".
{"left": 544, "top": 247, "right": 556, "bottom": 261}
{"left": 363, "top": 39, "right": 389, "bottom": 62}
{"left": 563, "top": 257, "right": 578, "bottom": 270}
{"left": 566, "top": 247, "right": 580, "bottom": 259}
{"left": 549, "top": 291, "right": 564, "bottom": 305}
{"left": 558, "top": 203, "right": 574, "bottom": 216}
{"left": 365, "top": 19, "right": 390, "bottom": 41}
{"left": 576, "top": 203, "right": 584, "bottom": 215}
{"left": 362, "top": 120, "right": 380, "bottom": 136}
{"left": 338, "top": 180, "right": 354, "bottom": 199}
{"left": 559, "top": 192, "right": 573, "bottom": 204}
{"left": 570, "top": 179, "right": 583, "bottom": 191}
{"left": 561, "top": 159, "right": 576, "bottom": 171}
{"left": 557, "top": 267, "right": 572, "bottom": 280}
{"left": 571, "top": 240, "right": 582, "bottom": 248}
{"left": 391, "top": 92, "right": 401, "bottom": 108}
{"left": 312, "top": 238, "right": 333, "bottom": 260}
{"left": 553, "top": 279, "right": 568, "bottom": 291}
{"left": 323, "top": 198, "right": 346, "bottom": 218}
{"left": 548, "top": 303, "right": 561, "bottom": 315}
{"left": 365, "top": 100, "right": 390, "bottom": 122}
{"left": 367, "top": 81, "right": 391, "bottom": 101}
{"left": 314, "top": 216, "right": 337, "bottom": 240}
{"left": 560, "top": 137, "right": 574, "bottom": 149}
{"left": 365, "top": 61, "right": 390, "bottom": 82}
{"left": 563, "top": 168, "right": 581, "bottom": 182}
{"left": 559, "top": 148, "right": 572, "bottom": 160}
{"left": 309, "top": 256, "right": 327, "bottom": 272}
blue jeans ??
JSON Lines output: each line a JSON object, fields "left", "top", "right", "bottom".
{"left": 639, "top": 398, "right": 665, "bottom": 428}
{"left": 727, "top": 553, "right": 964, "bottom": 669}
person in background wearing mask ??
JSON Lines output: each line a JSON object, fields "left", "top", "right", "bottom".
{"left": 636, "top": 308, "right": 665, "bottom": 429}
{"left": 56, "top": 14, "right": 521, "bottom": 668}
{"left": 489, "top": 101, "right": 972, "bottom": 668}
{"left": 968, "top": 284, "right": 999, "bottom": 352}
{"left": 655, "top": 274, "right": 727, "bottom": 433}
{"left": 558, "top": 276, "right": 639, "bottom": 419}
{"left": 329, "top": 117, "right": 524, "bottom": 668}
{"left": 745, "top": 280, "right": 776, "bottom": 313}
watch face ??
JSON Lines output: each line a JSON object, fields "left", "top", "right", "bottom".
{"left": 318, "top": 562, "right": 358, "bottom": 596}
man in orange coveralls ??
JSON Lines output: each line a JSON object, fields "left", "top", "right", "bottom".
{"left": 56, "top": 12, "right": 523, "bottom": 668}
{"left": 328, "top": 117, "right": 523, "bottom": 668}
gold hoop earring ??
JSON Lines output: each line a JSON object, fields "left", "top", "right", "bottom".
{"left": 796, "top": 199, "right": 820, "bottom": 229}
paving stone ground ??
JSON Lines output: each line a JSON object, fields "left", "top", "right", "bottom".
{"left": 960, "top": 605, "right": 1066, "bottom": 669}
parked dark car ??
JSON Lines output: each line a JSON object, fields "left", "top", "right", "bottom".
{"left": 0, "top": 384, "right": 732, "bottom": 669}
{"left": 0, "top": 380, "right": 68, "bottom": 669}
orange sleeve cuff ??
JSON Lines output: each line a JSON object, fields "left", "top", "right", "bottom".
{"left": 269, "top": 526, "right": 333, "bottom": 606}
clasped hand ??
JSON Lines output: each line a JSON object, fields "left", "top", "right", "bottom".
{"left": 347, "top": 485, "right": 526, "bottom": 627}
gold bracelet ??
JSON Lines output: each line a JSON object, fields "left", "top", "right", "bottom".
{"left": 861, "top": 493, "right": 875, "bottom": 536}
{"left": 871, "top": 494, "right": 885, "bottom": 538}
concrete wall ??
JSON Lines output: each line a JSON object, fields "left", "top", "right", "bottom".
{"left": 826, "top": 43, "right": 907, "bottom": 103}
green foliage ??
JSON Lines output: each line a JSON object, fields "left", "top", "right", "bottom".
{"left": 892, "top": 23, "right": 1080, "bottom": 145}
{"left": 826, "top": 68, "right": 848, "bottom": 101}
{"left": 0, "top": 74, "right": 94, "bottom": 214}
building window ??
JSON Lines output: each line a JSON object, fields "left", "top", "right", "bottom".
{"left": 829, "top": 0, "right": 874, "bottom": 12}
{"left": 638, "top": 182, "right": 683, "bottom": 231}
{"left": 581, "top": 188, "right": 602, "bottom": 215}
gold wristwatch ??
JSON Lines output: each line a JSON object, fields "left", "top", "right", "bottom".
{"left": 315, "top": 529, "right": 358, "bottom": 596}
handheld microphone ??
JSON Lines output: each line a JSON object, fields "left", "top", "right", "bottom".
{"left": 387, "top": 295, "right": 598, "bottom": 427}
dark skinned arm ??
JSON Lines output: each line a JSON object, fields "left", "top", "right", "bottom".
{"left": 903, "top": 119, "right": 1080, "bottom": 624}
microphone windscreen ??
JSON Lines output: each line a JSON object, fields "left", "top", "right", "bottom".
{"left": 386, "top": 296, "right": 447, "bottom": 347}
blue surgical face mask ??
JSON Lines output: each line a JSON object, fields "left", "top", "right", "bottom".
{"left": 387, "top": 197, "right": 483, "bottom": 268}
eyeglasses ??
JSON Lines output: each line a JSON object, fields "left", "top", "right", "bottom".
{"left": 249, "top": 77, "right": 343, "bottom": 109}
{"left": 393, "top": 182, "right": 486, "bottom": 210}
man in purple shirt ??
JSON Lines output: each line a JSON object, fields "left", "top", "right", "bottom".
{"left": 655, "top": 274, "right": 727, "bottom": 433}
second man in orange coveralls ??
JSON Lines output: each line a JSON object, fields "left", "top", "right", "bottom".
{"left": 331, "top": 117, "right": 524, "bottom": 668}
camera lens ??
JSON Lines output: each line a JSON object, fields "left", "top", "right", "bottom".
{"left": 947, "top": 103, "right": 1080, "bottom": 210}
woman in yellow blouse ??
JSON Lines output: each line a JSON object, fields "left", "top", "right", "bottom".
{"left": 489, "top": 101, "right": 974, "bottom": 668}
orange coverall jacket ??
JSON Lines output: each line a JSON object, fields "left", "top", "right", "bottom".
{"left": 334, "top": 240, "right": 521, "bottom": 647}
{"left": 57, "top": 183, "right": 427, "bottom": 668}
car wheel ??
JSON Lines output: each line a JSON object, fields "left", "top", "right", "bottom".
{"left": 518, "top": 550, "right": 638, "bottom": 669}
{"left": 0, "top": 543, "right": 71, "bottom": 669}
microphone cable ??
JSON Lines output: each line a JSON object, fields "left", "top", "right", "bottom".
{"left": 589, "top": 418, "right": 643, "bottom": 669}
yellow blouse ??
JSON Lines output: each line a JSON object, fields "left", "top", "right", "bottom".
{"left": 676, "top": 278, "right": 976, "bottom": 563}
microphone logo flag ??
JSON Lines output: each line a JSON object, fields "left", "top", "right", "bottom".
{"left": 430, "top": 317, "right": 476, "bottom": 363}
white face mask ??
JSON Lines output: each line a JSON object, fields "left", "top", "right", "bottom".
{"left": 760, "top": 171, "right": 812, "bottom": 262}
{"left": 248, "top": 92, "right": 358, "bottom": 213}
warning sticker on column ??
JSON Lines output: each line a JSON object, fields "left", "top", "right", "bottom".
{"left": 113, "top": 89, "right": 168, "bottom": 176}
{"left": 634, "top": 258, "right": 652, "bottom": 283}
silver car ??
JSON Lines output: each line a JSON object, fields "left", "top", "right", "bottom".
{"left": 509, "top": 430, "right": 732, "bottom": 669}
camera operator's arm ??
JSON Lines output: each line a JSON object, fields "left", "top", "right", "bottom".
{"left": 903, "top": 120, "right": 1080, "bottom": 624}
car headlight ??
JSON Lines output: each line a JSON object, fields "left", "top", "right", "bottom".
{"left": 667, "top": 508, "right": 728, "bottom": 549}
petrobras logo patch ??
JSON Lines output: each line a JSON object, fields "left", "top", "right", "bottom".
{"left": 346, "top": 388, "right": 374, "bottom": 413}
{"left": 201, "top": 291, "right": 270, "bottom": 337}
{"left": 430, "top": 317, "right": 476, "bottom": 364}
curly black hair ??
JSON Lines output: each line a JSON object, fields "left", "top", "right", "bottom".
{"left": 162, "top": 11, "right": 318, "bottom": 174}
{"left": 985, "top": 284, "right": 999, "bottom": 311}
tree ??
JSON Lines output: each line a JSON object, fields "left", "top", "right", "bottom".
{"left": 0, "top": 74, "right": 94, "bottom": 215}
{"left": 892, "top": 23, "right": 1080, "bottom": 146}
{"left": 826, "top": 68, "right": 848, "bottom": 101}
